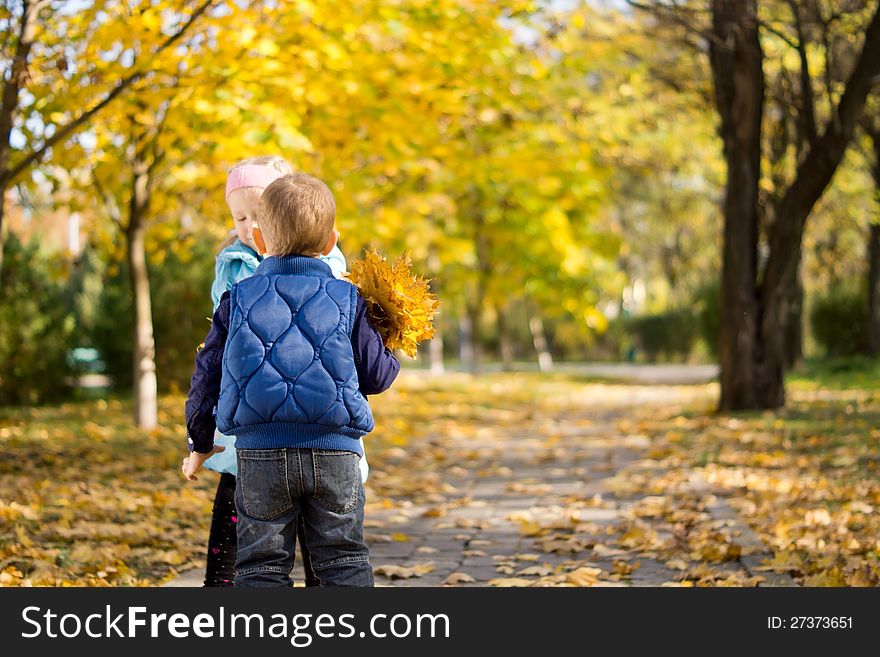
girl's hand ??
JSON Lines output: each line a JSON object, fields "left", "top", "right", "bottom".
{"left": 182, "top": 445, "right": 226, "bottom": 481}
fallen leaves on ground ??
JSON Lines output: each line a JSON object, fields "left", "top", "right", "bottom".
{"left": 606, "top": 384, "right": 880, "bottom": 586}
{"left": 0, "top": 398, "right": 211, "bottom": 586}
{"left": 2, "top": 371, "right": 877, "bottom": 587}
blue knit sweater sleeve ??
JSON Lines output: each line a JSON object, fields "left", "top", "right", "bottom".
{"left": 185, "top": 292, "right": 230, "bottom": 453}
{"left": 351, "top": 295, "right": 400, "bottom": 395}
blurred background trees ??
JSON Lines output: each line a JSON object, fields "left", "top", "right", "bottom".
{"left": 2, "top": 0, "right": 878, "bottom": 421}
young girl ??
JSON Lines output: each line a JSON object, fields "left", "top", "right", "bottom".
{"left": 202, "top": 155, "right": 369, "bottom": 587}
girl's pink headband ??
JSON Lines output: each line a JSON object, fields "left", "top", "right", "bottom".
{"left": 225, "top": 165, "right": 285, "bottom": 200}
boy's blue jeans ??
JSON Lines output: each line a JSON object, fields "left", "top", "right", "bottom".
{"left": 233, "top": 448, "right": 373, "bottom": 587}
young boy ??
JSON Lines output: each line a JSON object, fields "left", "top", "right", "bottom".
{"left": 182, "top": 172, "right": 399, "bottom": 587}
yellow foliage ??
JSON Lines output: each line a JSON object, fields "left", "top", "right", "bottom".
{"left": 347, "top": 250, "right": 440, "bottom": 358}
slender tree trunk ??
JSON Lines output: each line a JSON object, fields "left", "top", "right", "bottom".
{"left": 868, "top": 224, "right": 880, "bottom": 356}
{"left": 427, "top": 247, "right": 444, "bottom": 374}
{"left": 0, "top": 0, "right": 43, "bottom": 283}
{"left": 527, "top": 304, "right": 553, "bottom": 372}
{"left": 783, "top": 263, "right": 803, "bottom": 370}
{"left": 711, "top": 0, "right": 764, "bottom": 410}
{"left": 0, "top": 196, "right": 6, "bottom": 278}
{"left": 126, "top": 155, "right": 158, "bottom": 429}
{"left": 466, "top": 300, "right": 482, "bottom": 374}
{"left": 497, "top": 305, "right": 514, "bottom": 371}
{"left": 429, "top": 328, "right": 445, "bottom": 374}
{"left": 459, "top": 314, "right": 475, "bottom": 371}
{"left": 469, "top": 201, "right": 490, "bottom": 375}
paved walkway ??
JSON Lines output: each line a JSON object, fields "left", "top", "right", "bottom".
{"left": 556, "top": 362, "right": 718, "bottom": 385}
{"left": 411, "top": 362, "right": 719, "bottom": 385}
{"left": 166, "top": 378, "right": 791, "bottom": 588}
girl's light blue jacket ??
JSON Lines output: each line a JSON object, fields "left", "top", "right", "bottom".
{"left": 203, "top": 238, "right": 348, "bottom": 476}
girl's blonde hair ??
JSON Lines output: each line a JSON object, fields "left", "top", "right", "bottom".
{"left": 219, "top": 155, "right": 295, "bottom": 252}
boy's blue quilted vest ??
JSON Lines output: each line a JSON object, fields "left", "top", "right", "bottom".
{"left": 216, "top": 256, "right": 373, "bottom": 454}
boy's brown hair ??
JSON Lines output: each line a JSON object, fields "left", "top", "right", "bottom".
{"left": 258, "top": 173, "right": 336, "bottom": 257}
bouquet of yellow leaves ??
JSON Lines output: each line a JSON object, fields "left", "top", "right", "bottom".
{"left": 347, "top": 249, "right": 440, "bottom": 358}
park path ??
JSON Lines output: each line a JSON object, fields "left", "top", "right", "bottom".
{"left": 166, "top": 371, "right": 792, "bottom": 587}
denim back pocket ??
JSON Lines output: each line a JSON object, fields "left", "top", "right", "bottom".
{"left": 237, "top": 449, "right": 293, "bottom": 521}
{"left": 313, "top": 450, "right": 361, "bottom": 515}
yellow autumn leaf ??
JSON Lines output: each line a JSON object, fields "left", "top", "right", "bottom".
{"left": 517, "top": 565, "right": 555, "bottom": 577}
{"left": 373, "top": 562, "right": 435, "bottom": 579}
{"left": 754, "top": 550, "right": 804, "bottom": 573}
{"left": 488, "top": 577, "right": 534, "bottom": 587}
{"left": 801, "top": 569, "right": 847, "bottom": 587}
{"left": 443, "top": 572, "right": 476, "bottom": 585}
{"left": 565, "top": 566, "right": 603, "bottom": 586}
{"left": 612, "top": 559, "right": 640, "bottom": 576}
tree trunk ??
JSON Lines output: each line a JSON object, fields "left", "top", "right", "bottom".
{"left": 469, "top": 201, "right": 490, "bottom": 375}
{"left": 427, "top": 247, "right": 444, "bottom": 374}
{"left": 497, "top": 305, "right": 514, "bottom": 371}
{"left": 712, "top": 0, "right": 880, "bottom": 410}
{"left": 783, "top": 263, "right": 803, "bottom": 370}
{"left": 126, "top": 157, "right": 158, "bottom": 429}
{"left": 757, "top": 8, "right": 880, "bottom": 403}
{"left": 867, "top": 128, "right": 880, "bottom": 356}
{"left": 466, "top": 300, "right": 482, "bottom": 374}
{"left": 868, "top": 224, "right": 880, "bottom": 356}
{"left": 0, "top": 195, "right": 6, "bottom": 279}
{"left": 711, "top": 0, "right": 764, "bottom": 410}
{"left": 528, "top": 307, "right": 553, "bottom": 372}
{"left": 459, "top": 314, "right": 475, "bottom": 372}
{"left": 0, "top": 1, "right": 43, "bottom": 284}
{"left": 429, "top": 328, "right": 445, "bottom": 374}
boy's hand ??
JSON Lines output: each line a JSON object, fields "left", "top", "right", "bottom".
{"left": 182, "top": 445, "right": 225, "bottom": 481}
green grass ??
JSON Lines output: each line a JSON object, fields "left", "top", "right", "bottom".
{"left": 788, "top": 356, "right": 880, "bottom": 391}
